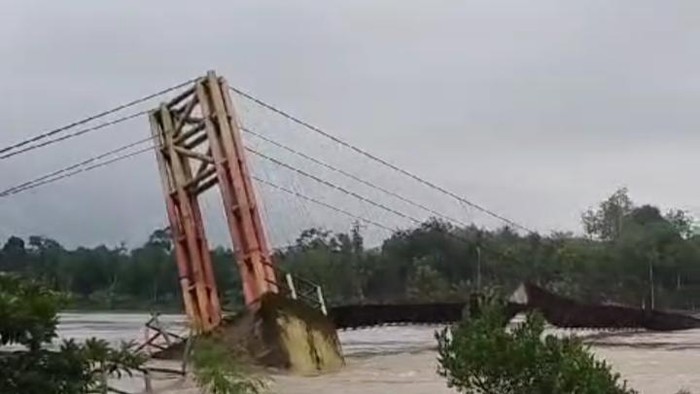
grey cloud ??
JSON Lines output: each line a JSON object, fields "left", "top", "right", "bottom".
{"left": 2, "top": 0, "right": 700, "bottom": 247}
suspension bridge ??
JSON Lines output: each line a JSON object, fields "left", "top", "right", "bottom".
{"left": 1, "top": 70, "right": 530, "bottom": 313}
{"left": 3, "top": 71, "right": 699, "bottom": 373}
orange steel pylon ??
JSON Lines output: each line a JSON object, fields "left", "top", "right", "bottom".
{"left": 149, "top": 71, "right": 277, "bottom": 332}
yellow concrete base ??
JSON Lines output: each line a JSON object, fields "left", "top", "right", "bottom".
{"left": 198, "top": 292, "right": 344, "bottom": 375}
{"left": 255, "top": 292, "right": 344, "bottom": 375}
{"left": 153, "top": 293, "right": 344, "bottom": 375}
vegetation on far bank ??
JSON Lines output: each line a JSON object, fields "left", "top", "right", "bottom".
{"left": 2, "top": 188, "right": 700, "bottom": 313}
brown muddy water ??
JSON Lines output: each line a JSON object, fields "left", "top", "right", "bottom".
{"left": 58, "top": 313, "right": 700, "bottom": 393}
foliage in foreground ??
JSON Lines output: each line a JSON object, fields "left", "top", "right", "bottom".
{"left": 190, "top": 336, "right": 267, "bottom": 394}
{"left": 436, "top": 297, "right": 637, "bottom": 394}
{"left": 0, "top": 274, "right": 146, "bottom": 394}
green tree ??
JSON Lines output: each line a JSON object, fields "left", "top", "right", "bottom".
{"left": 1, "top": 236, "right": 27, "bottom": 271}
{"left": 0, "top": 274, "right": 146, "bottom": 393}
{"left": 582, "top": 187, "right": 633, "bottom": 241}
{"left": 406, "top": 256, "right": 451, "bottom": 301}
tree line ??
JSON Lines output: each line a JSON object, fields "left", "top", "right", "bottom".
{"left": 2, "top": 188, "right": 700, "bottom": 311}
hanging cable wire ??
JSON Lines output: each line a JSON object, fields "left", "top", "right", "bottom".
{"left": 248, "top": 147, "right": 528, "bottom": 265}
{"left": 230, "top": 86, "right": 535, "bottom": 234}
{"left": 254, "top": 166, "right": 282, "bottom": 248}
{"left": 252, "top": 175, "right": 397, "bottom": 233}
{"left": 0, "top": 136, "right": 155, "bottom": 196}
{"left": 286, "top": 167, "right": 318, "bottom": 237}
{"left": 247, "top": 148, "right": 419, "bottom": 225}
{"left": 0, "top": 110, "right": 150, "bottom": 161}
{"left": 0, "top": 144, "right": 157, "bottom": 198}
{"left": 0, "top": 77, "right": 195, "bottom": 157}
{"left": 242, "top": 126, "right": 468, "bottom": 227}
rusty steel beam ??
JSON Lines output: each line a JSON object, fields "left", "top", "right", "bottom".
{"left": 149, "top": 94, "right": 220, "bottom": 332}
{"left": 195, "top": 71, "right": 278, "bottom": 306}
{"left": 218, "top": 75, "right": 278, "bottom": 292}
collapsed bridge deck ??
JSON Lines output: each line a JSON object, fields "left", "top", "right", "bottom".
{"left": 328, "top": 283, "right": 700, "bottom": 331}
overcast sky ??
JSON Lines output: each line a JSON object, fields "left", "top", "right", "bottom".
{"left": 1, "top": 1, "right": 699, "bottom": 248}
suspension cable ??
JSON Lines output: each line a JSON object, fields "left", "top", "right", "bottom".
{"left": 249, "top": 155, "right": 526, "bottom": 265}
{"left": 0, "top": 110, "right": 150, "bottom": 161}
{"left": 230, "top": 85, "right": 534, "bottom": 233}
{"left": 1, "top": 143, "right": 156, "bottom": 198}
{"left": 242, "top": 126, "right": 468, "bottom": 227}
{"left": 0, "top": 77, "right": 195, "bottom": 157}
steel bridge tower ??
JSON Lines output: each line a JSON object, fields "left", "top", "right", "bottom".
{"left": 149, "top": 71, "right": 277, "bottom": 331}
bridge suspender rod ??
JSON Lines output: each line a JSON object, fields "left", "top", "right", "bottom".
{"left": 149, "top": 71, "right": 278, "bottom": 331}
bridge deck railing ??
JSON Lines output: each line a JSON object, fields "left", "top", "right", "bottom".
{"left": 262, "top": 261, "right": 328, "bottom": 315}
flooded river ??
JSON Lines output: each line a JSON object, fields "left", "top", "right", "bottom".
{"left": 58, "top": 313, "right": 700, "bottom": 394}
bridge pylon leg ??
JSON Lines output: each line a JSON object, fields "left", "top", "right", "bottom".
{"left": 150, "top": 106, "right": 221, "bottom": 332}
{"left": 195, "top": 72, "right": 278, "bottom": 305}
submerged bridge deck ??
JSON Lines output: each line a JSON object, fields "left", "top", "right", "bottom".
{"left": 327, "top": 283, "right": 700, "bottom": 331}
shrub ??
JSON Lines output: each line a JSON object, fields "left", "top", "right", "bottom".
{"left": 190, "top": 336, "right": 267, "bottom": 394}
{"left": 436, "top": 297, "right": 637, "bottom": 394}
